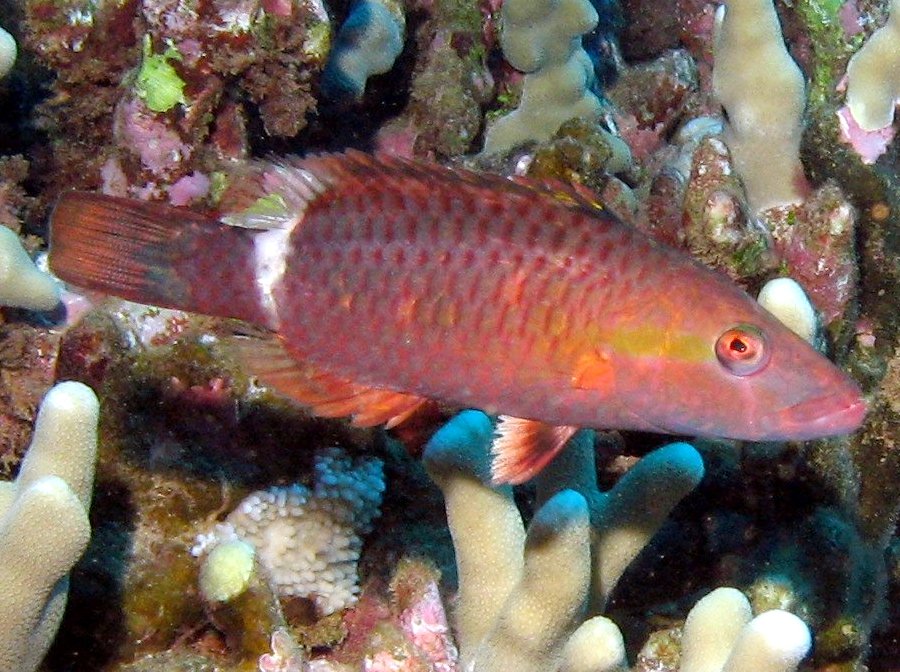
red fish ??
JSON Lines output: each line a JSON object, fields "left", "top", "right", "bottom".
{"left": 49, "top": 151, "right": 866, "bottom": 483}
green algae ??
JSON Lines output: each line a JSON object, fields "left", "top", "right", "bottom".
{"left": 302, "top": 21, "right": 332, "bottom": 62}
{"left": 730, "top": 236, "right": 771, "bottom": 278}
{"left": 816, "top": 616, "right": 866, "bottom": 663}
{"left": 794, "top": 0, "right": 864, "bottom": 108}
{"left": 135, "top": 35, "right": 187, "bottom": 113}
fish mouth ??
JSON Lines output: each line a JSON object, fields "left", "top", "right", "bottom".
{"left": 772, "top": 392, "right": 868, "bottom": 440}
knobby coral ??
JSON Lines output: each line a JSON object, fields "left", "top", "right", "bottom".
{"left": 193, "top": 447, "right": 385, "bottom": 615}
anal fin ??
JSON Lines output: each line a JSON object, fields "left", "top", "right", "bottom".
{"left": 491, "top": 416, "right": 578, "bottom": 485}
{"left": 232, "top": 331, "right": 428, "bottom": 428}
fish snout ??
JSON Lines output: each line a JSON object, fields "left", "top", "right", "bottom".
{"left": 774, "top": 387, "right": 867, "bottom": 439}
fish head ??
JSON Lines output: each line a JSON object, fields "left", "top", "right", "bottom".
{"left": 604, "top": 280, "right": 866, "bottom": 442}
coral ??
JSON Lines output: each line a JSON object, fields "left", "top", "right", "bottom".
{"left": 393, "top": 576, "right": 458, "bottom": 671}
{"left": 422, "top": 410, "right": 704, "bottom": 671}
{"left": 0, "top": 226, "right": 59, "bottom": 311}
{"left": 6, "top": 0, "right": 894, "bottom": 662}
{"left": 606, "top": 49, "right": 700, "bottom": 165}
{"left": 201, "top": 539, "right": 289, "bottom": 664}
{"left": 0, "top": 381, "right": 99, "bottom": 672}
{"left": 200, "top": 539, "right": 257, "bottom": 603}
{"left": 0, "top": 24, "right": 13, "bottom": 78}
{"left": 481, "top": 0, "right": 602, "bottom": 153}
{"left": 374, "top": 0, "right": 493, "bottom": 161}
{"left": 0, "top": 322, "right": 63, "bottom": 478}
{"left": 321, "top": 0, "right": 405, "bottom": 103}
{"left": 680, "top": 587, "right": 812, "bottom": 672}
{"left": 21, "top": 0, "right": 330, "bottom": 211}
{"left": 756, "top": 277, "right": 818, "bottom": 344}
{"left": 193, "top": 448, "right": 385, "bottom": 615}
{"left": 524, "top": 118, "right": 633, "bottom": 196}
{"left": 259, "top": 627, "right": 306, "bottom": 672}
{"left": 763, "top": 183, "right": 858, "bottom": 332}
{"left": 843, "top": 0, "right": 900, "bottom": 131}
{"left": 712, "top": 0, "right": 809, "bottom": 212}
{"left": 678, "top": 136, "right": 776, "bottom": 282}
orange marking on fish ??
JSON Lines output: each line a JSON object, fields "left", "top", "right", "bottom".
{"left": 571, "top": 349, "right": 615, "bottom": 395}
{"left": 397, "top": 296, "right": 418, "bottom": 324}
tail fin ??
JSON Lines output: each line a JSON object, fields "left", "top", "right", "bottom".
{"left": 50, "top": 192, "right": 274, "bottom": 327}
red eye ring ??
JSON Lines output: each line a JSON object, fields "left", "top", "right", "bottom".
{"left": 715, "top": 324, "right": 770, "bottom": 376}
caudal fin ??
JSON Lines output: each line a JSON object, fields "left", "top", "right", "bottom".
{"left": 49, "top": 192, "right": 273, "bottom": 326}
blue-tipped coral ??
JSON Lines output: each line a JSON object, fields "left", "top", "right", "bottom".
{"left": 321, "top": 0, "right": 405, "bottom": 102}
{"left": 0, "top": 382, "right": 99, "bottom": 672}
{"left": 422, "top": 410, "right": 705, "bottom": 671}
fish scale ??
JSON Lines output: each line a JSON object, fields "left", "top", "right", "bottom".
{"left": 279, "top": 187, "right": 676, "bottom": 415}
{"left": 48, "top": 150, "right": 866, "bottom": 484}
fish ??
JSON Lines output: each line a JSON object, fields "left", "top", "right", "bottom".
{"left": 48, "top": 150, "right": 867, "bottom": 484}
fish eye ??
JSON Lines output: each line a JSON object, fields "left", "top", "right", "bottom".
{"left": 715, "top": 324, "right": 770, "bottom": 376}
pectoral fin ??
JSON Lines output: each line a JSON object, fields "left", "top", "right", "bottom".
{"left": 490, "top": 416, "right": 578, "bottom": 485}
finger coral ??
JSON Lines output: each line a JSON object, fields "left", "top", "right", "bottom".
{"left": 712, "top": 0, "right": 808, "bottom": 212}
{"left": 0, "top": 25, "right": 14, "bottom": 79}
{"left": 0, "top": 381, "right": 100, "bottom": 672}
{"left": 844, "top": 0, "right": 900, "bottom": 132}
{"left": 422, "top": 410, "right": 704, "bottom": 671}
{"left": 192, "top": 447, "right": 385, "bottom": 615}
{"left": 681, "top": 587, "right": 812, "bottom": 672}
{"left": 0, "top": 227, "right": 60, "bottom": 311}
{"left": 482, "top": 0, "right": 602, "bottom": 153}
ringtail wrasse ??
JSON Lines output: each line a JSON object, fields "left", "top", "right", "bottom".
{"left": 49, "top": 151, "right": 866, "bottom": 484}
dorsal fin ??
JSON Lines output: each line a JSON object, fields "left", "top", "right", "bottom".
{"left": 231, "top": 329, "right": 428, "bottom": 429}
{"left": 218, "top": 150, "right": 610, "bottom": 230}
{"left": 217, "top": 159, "right": 334, "bottom": 230}
{"left": 507, "top": 174, "right": 607, "bottom": 213}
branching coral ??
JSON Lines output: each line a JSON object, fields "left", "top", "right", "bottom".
{"left": 844, "top": 0, "right": 900, "bottom": 132}
{"left": 712, "top": 0, "right": 808, "bottom": 212}
{"left": 482, "top": 0, "right": 602, "bottom": 154}
{"left": 0, "top": 381, "right": 99, "bottom": 672}
{"left": 422, "top": 410, "right": 705, "bottom": 671}
{"left": 0, "top": 227, "right": 59, "bottom": 311}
